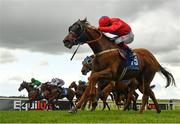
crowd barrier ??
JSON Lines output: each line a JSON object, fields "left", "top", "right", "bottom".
{"left": 0, "top": 98, "right": 71, "bottom": 110}
{"left": 0, "top": 98, "right": 176, "bottom": 110}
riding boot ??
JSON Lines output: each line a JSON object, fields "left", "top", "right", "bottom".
{"left": 125, "top": 47, "right": 134, "bottom": 59}
{"left": 57, "top": 86, "right": 64, "bottom": 95}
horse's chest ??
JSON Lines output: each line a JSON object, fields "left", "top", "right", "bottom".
{"left": 93, "top": 61, "right": 108, "bottom": 71}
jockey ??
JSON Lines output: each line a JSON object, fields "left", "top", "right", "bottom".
{"left": 98, "top": 16, "right": 134, "bottom": 59}
{"left": 50, "top": 78, "right": 65, "bottom": 87}
{"left": 50, "top": 78, "right": 65, "bottom": 93}
{"left": 30, "top": 78, "right": 41, "bottom": 89}
{"left": 78, "top": 80, "right": 86, "bottom": 86}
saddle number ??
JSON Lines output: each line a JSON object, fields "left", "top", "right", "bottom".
{"left": 131, "top": 56, "right": 138, "bottom": 66}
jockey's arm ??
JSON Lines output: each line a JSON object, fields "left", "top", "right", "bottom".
{"left": 98, "top": 21, "right": 122, "bottom": 33}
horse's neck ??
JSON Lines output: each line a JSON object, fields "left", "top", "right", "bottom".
{"left": 74, "top": 85, "right": 77, "bottom": 91}
{"left": 86, "top": 28, "right": 117, "bottom": 54}
{"left": 25, "top": 86, "right": 34, "bottom": 93}
{"left": 71, "top": 84, "right": 77, "bottom": 91}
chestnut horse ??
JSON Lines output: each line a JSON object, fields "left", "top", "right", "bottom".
{"left": 63, "top": 19, "right": 175, "bottom": 113}
{"left": 81, "top": 55, "right": 139, "bottom": 110}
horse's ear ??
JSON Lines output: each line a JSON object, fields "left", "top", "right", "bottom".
{"left": 81, "top": 17, "right": 87, "bottom": 23}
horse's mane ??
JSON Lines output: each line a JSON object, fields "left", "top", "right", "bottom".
{"left": 81, "top": 20, "right": 112, "bottom": 42}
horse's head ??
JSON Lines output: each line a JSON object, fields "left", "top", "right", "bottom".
{"left": 76, "top": 85, "right": 86, "bottom": 98}
{"left": 81, "top": 55, "right": 94, "bottom": 75}
{"left": 69, "top": 81, "right": 77, "bottom": 89}
{"left": 63, "top": 18, "right": 93, "bottom": 49}
{"left": 18, "top": 81, "right": 28, "bottom": 91}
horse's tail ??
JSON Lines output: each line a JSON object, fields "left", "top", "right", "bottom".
{"left": 159, "top": 66, "right": 176, "bottom": 88}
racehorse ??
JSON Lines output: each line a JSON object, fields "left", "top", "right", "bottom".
{"left": 69, "top": 81, "right": 85, "bottom": 102}
{"left": 69, "top": 81, "right": 87, "bottom": 106}
{"left": 69, "top": 81, "right": 111, "bottom": 110}
{"left": 69, "top": 81, "right": 78, "bottom": 91}
{"left": 63, "top": 18, "right": 175, "bottom": 113}
{"left": 41, "top": 82, "right": 75, "bottom": 109}
{"left": 18, "top": 81, "right": 43, "bottom": 109}
{"left": 81, "top": 55, "right": 139, "bottom": 110}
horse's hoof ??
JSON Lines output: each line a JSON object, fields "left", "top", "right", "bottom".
{"left": 139, "top": 110, "right": 144, "bottom": 114}
{"left": 123, "top": 107, "right": 127, "bottom": 111}
{"left": 133, "top": 108, "right": 138, "bottom": 111}
{"left": 81, "top": 107, "right": 85, "bottom": 111}
{"left": 90, "top": 108, "right": 95, "bottom": 112}
{"left": 157, "top": 109, "right": 161, "bottom": 113}
{"left": 68, "top": 107, "right": 77, "bottom": 113}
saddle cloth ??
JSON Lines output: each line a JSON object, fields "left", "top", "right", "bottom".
{"left": 118, "top": 49, "right": 140, "bottom": 70}
{"left": 59, "top": 88, "right": 68, "bottom": 96}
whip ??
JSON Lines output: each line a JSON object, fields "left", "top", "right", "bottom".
{"left": 70, "top": 43, "right": 80, "bottom": 61}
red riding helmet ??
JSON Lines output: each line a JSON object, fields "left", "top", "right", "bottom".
{"left": 99, "top": 16, "right": 111, "bottom": 27}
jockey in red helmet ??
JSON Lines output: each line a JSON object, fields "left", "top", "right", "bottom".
{"left": 98, "top": 16, "right": 134, "bottom": 59}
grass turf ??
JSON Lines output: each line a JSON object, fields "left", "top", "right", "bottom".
{"left": 0, "top": 109, "right": 180, "bottom": 123}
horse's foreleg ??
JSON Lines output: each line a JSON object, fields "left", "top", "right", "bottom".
{"left": 29, "top": 102, "right": 32, "bottom": 109}
{"left": 100, "top": 81, "right": 115, "bottom": 111}
{"left": 81, "top": 99, "right": 88, "bottom": 110}
{"left": 109, "top": 93, "right": 114, "bottom": 101}
{"left": 69, "top": 85, "right": 90, "bottom": 113}
{"left": 88, "top": 68, "right": 113, "bottom": 96}
{"left": 124, "top": 90, "right": 138, "bottom": 111}
{"left": 21, "top": 100, "right": 31, "bottom": 109}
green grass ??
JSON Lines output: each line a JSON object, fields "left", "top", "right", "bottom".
{"left": 0, "top": 109, "right": 180, "bottom": 123}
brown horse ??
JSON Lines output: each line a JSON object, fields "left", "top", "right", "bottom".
{"left": 63, "top": 19, "right": 175, "bottom": 113}
{"left": 69, "top": 81, "right": 111, "bottom": 111}
{"left": 41, "top": 82, "right": 75, "bottom": 109}
{"left": 18, "top": 81, "right": 44, "bottom": 109}
{"left": 69, "top": 81, "right": 88, "bottom": 109}
{"left": 69, "top": 81, "right": 85, "bottom": 102}
{"left": 81, "top": 55, "right": 139, "bottom": 111}
{"left": 69, "top": 81, "right": 77, "bottom": 91}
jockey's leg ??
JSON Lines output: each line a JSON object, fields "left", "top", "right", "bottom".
{"left": 115, "top": 32, "right": 134, "bottom": 45}
{"left": 115, "top": 32, "right": 134, "bottom": 59}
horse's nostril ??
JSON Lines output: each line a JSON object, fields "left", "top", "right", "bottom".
{"left": 63, "top": 40, "right": 66, "bottom": 43}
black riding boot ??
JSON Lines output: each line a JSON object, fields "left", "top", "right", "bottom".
{"left": 57, "top": 86, "right": 64, "bottom": 95}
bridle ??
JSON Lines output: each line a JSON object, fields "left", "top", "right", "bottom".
{"left": 69, "top": 21, "right": 103, "bottom": 45}
{"left": 68, "top": 20, "right": 118, "bottom": 60}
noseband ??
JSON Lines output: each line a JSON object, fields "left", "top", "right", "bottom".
{"left": 69, "top": 22, "right": 103, "bottom": 45}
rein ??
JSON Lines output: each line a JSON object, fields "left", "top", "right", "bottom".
{"left": 70, "top": 43, "right": 81, "bottom": 61}
{"left": 94, "top": 48, "right": 119, "bottom": 57}
{"left": 70, "top": 27, "right": 102, "bottom": 61}
{"left": 85, "top": 27, "right": 103, "bottom": 44}
{"left": 83, "top": 26, "right": 119, "bottom": 56}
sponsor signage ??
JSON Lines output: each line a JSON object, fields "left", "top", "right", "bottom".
{"left": 0, "top": 98, "right": 71, "bottom": 110}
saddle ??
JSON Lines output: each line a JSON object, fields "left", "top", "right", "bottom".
{"left": 57, "top": 87, "right": 67, "bottom": 96}
{"left": 118, "top": 48, "right": 140, "bottom": 71}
